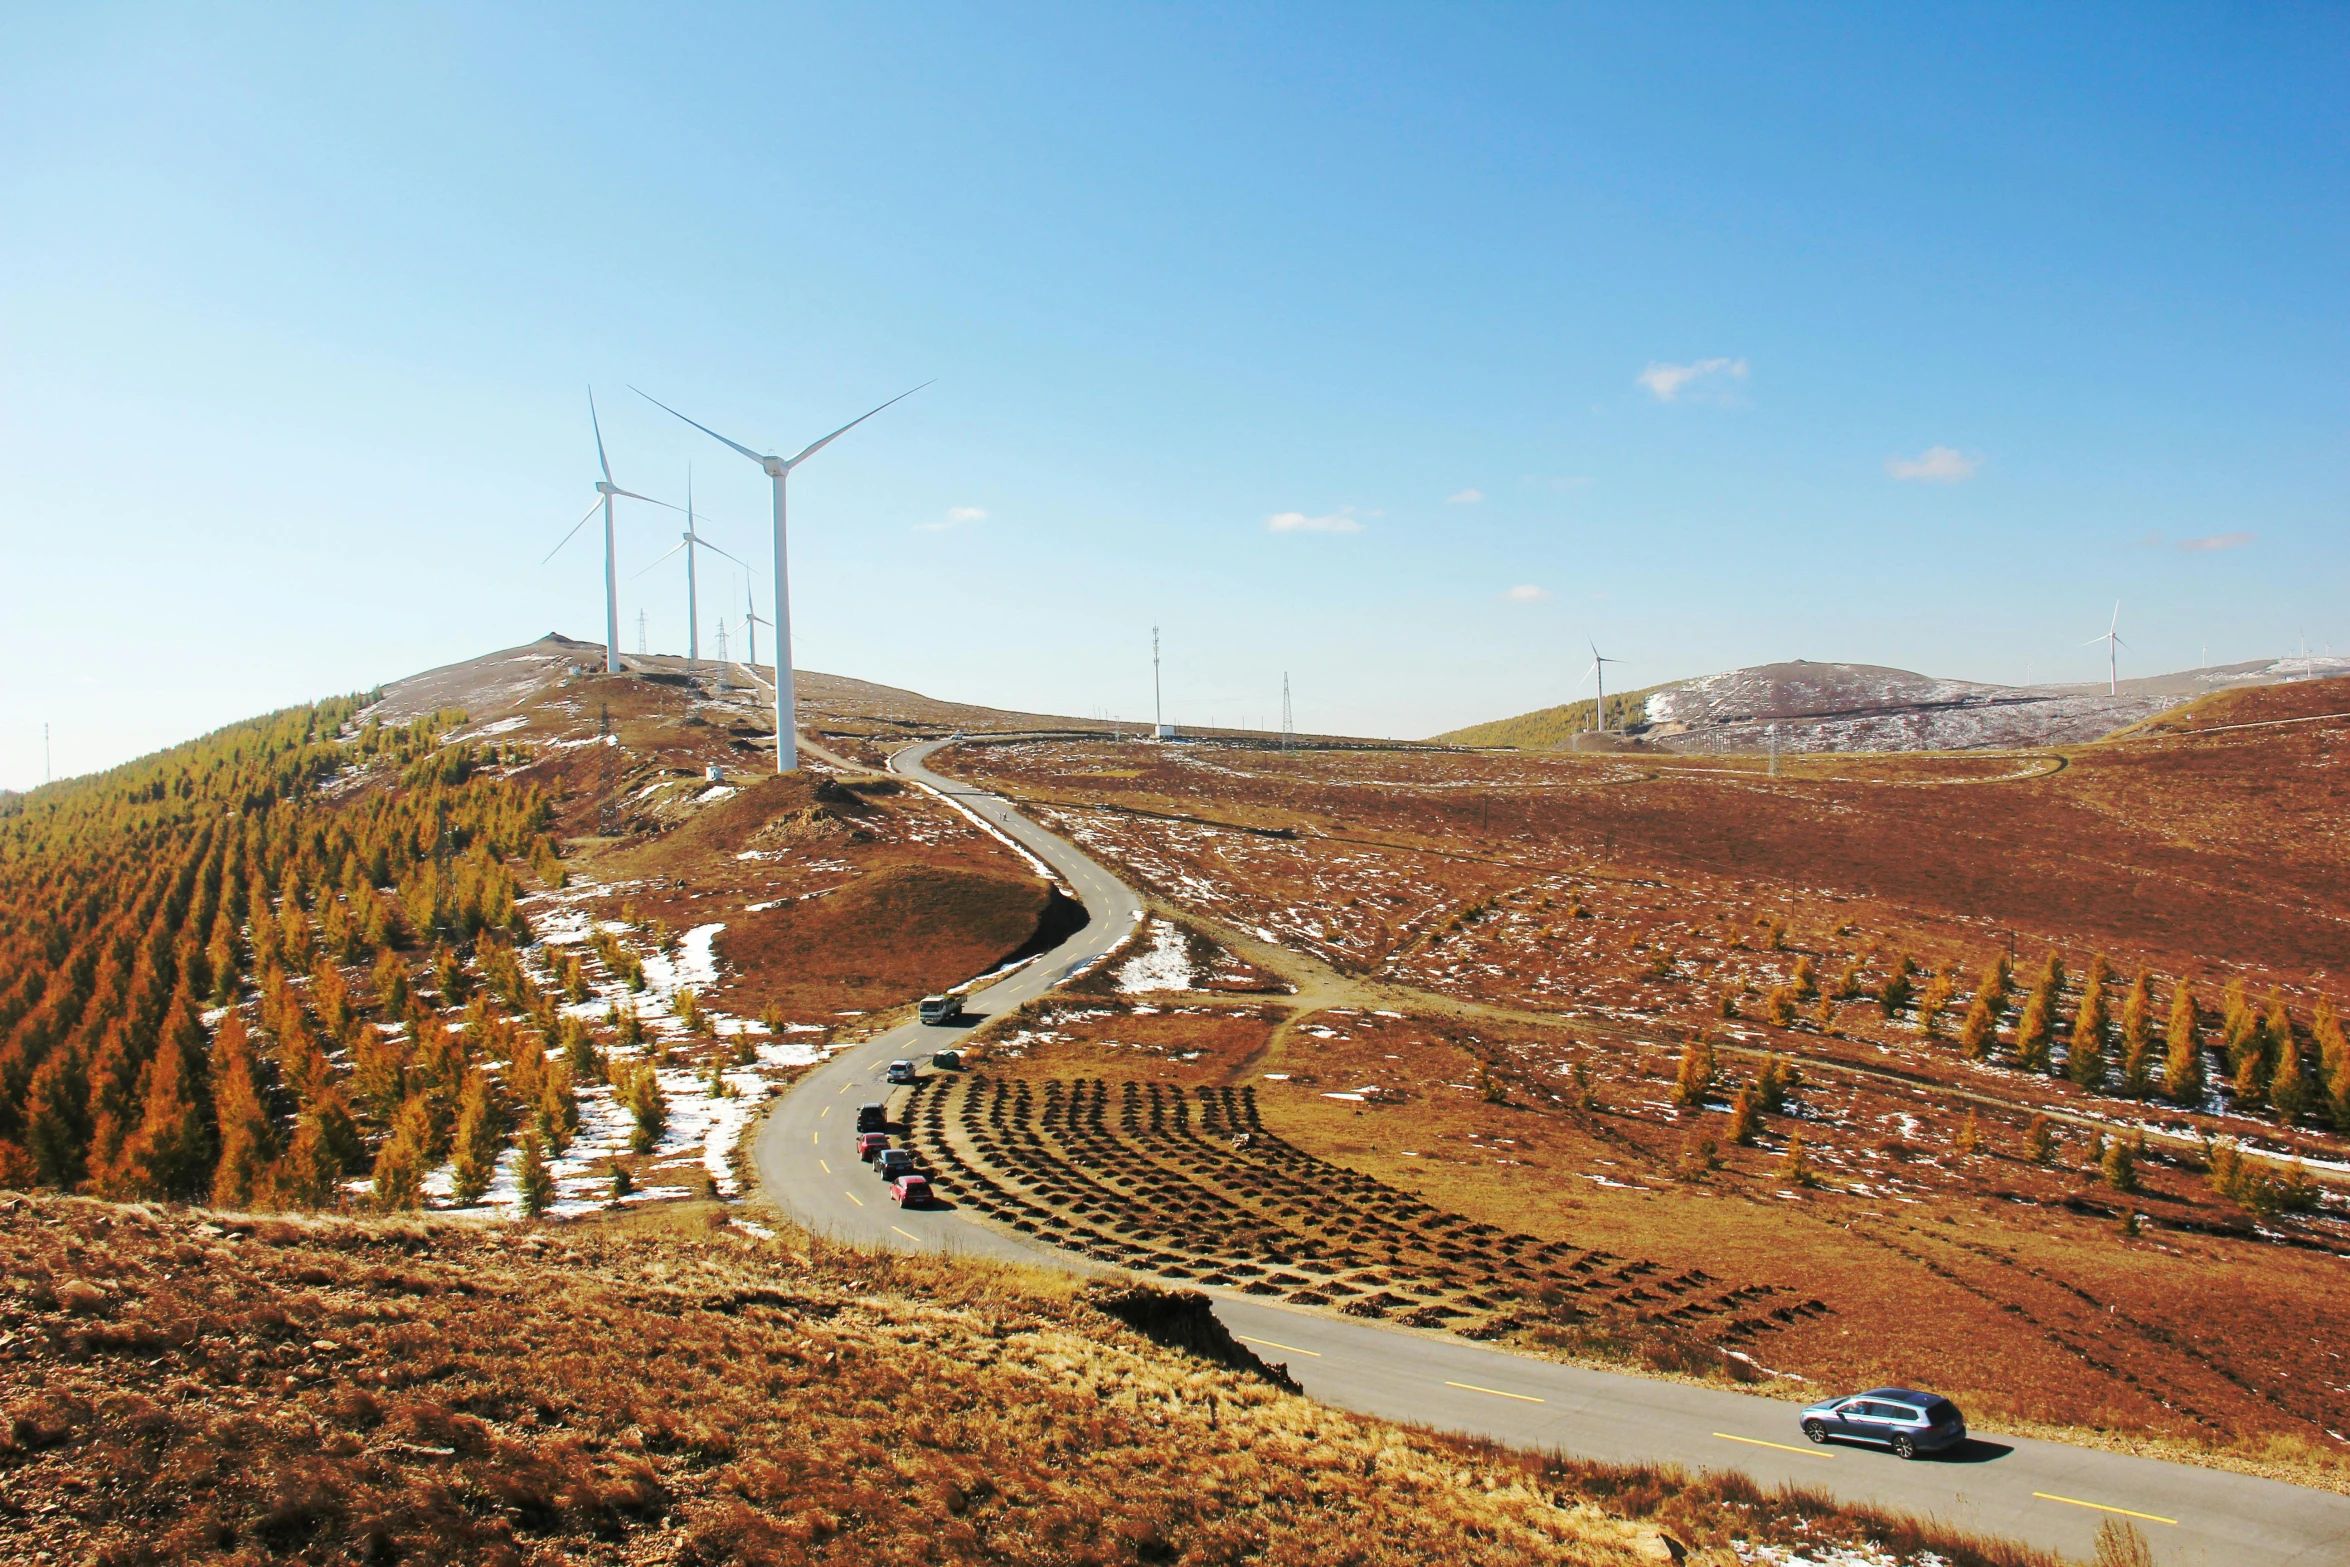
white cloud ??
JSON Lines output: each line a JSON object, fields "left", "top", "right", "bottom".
{"left": 1502, "top": 584, "right": 1550, "bottom": 602}
{"left": 1266, "top": 507, "right": 1363, "bottom": 534}
{"left": 915, "top": 505, "right": 987, "bottom": 533}
{"left": 1885, "top": 446, "right": 1979, "bottom": 483}
{"left": 1447, "top": 488, "right": 1485, "bottom": 505}
{"left": 1638, "top": 357, "right": 1748, "bottom": 402}
{"left": 2179, "top": 531, "right": 2255, "bottom": 552}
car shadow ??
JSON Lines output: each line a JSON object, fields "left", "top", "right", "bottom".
{"left": 1926, "top": 1438, "right": 2015, "bottom": 1464}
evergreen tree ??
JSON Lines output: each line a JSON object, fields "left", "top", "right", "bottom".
{"left": 1756, "top": 1054, "right": 1800, "bottom": 1113}
{"left": 2268, "top": 996, "right": 2311, "bottom": 1124}
{"left": 2315, "top": 997, "right": 2350, "bottom": 1131}
{"left": 22, "top": 1047, "right": 91, "bottom": 1190}
{"left": 2025, "top": 1115, "right": 2054, "bottom": 1165}
{"left": 1778, "top": 1129, "right": 1817, "bottom": 1188}
{"left": 371, "top": 1095, "right": 434, "bottom": 1212}
{"left": 625, "top": 1063, "right": 667, "bottom": 1154}
{"left": 2163, "top": 982, "right": 2204, "bottom": 1106}
{"left": 1672, "top": 1037, "right": 1716, "bottom": 1108}
{"left": 1789, "top": 954, "right": 1817, "bottom": 1000}
{"left": 2118, "top": 971, "right": 2155, "bottom": 1097}
{"left": 537, "top": 1057, "right": 579, "bottom": 1154}
{"left": 209, "top": 1013, "right": 274, "bottom": 1209}
{"left": 450, "top": 1065, "right": 503, "bottom": 1206}
{"left": 2016, "top": 992, "right": 2054, "bottom": 1073}
{"left": 1954, "top": 1108, "right": 1982, "bottom": 1156}
{"left": 1727, "top": 1087, "right": 1761, "bottom": 1146}
{"left": 2101, "top": 1137, "right": 2138, "bottom": 1193}
{"left": 1958, "top": 996, "right": 1998, "bottom": 1060}
{"left": 272, "top": 1112, "right": 343, "bottom": 1210}
{"left": 2219, "top": 979, "right": 2255, "bottom": 1067}
{"left": 108, "top": 993, "right": 216, "bottom": 1201}
{"left": 517, "top": 1132, "right": 555, "bottom": 1217}
{"left": 1975, "top": 954, "right": 2011, "bottom": 1017}
{"left": 2068, "top": 973, "right": 2108, "bottom": 1090}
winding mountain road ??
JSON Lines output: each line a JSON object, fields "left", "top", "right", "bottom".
{"left": 752, "top": 740, "right": 2350, "bottom": 1567}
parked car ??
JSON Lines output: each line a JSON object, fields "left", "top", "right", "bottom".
{"left": 874, "top": 1148, "right": 917, "bottom": 1181}
{"left": 919, "top": 994, "right": 959, "bottom": 1025}
{"left": 1800, "top": 1389, "right": 1966, "bottom": 1458}
{"left": 855, "top": 1103, "right": 887, "bottom": 1134}
{"left": 930, "top": 1050, "right": 962, "bottom": 1070}
{"left": 886, "top": 1059, "right": 917, "bottom": 1084}
{"left": 855, "top": 1132, "right": 890, "bottom": 1162}
{"left": 889, "top": 1174, "right": 931, "bottom": 1207}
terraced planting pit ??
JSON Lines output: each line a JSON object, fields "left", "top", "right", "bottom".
{"left": 904, "top": 1073, "right": 1815, "bottom": 1354}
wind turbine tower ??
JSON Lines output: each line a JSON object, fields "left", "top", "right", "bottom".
{"left": 2085, "top": 603, "right": 2128, "bottom": 696}
{"left": 1586, "top": 640, "right": 1624, "bottom": 737}
{"left": 633, "top": 470, "right": 745, "bottom": 676}
{"left": 543, "top": 389, "right": 677, "bottom": 674}
{"left": 637, "top": 382, "right": 930, "bottom": 772}
{"left": 1281, "top": 673, "right": 1294, "bottom": 753}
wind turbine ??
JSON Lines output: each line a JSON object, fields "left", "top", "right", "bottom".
{"left": 543, "top": 390, "right": 680, "bottom": 674}
{"left": 1586, "top": 640, "right": 1624, "bottom": 737}
{"left": 2085, "top": 602, "right": 2128, "bottom": 696}
{"left": 632, "top": 469, "right": 746, "bottom": 671}
{"left": 741, "top": 572, "right": 772, "bottom": 679}
{"left": 634, "top": 382, "right": 931, "bottom": 771}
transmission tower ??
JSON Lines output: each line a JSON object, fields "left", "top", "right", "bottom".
{"left": 713, "top": 619, "right": 731, "bottom": 692}
{"left": 1281, "top": 674, "right": 1293, "bottom": 753}
{"left": 1152, "top": 625, "right": 1162, "bottom": 737}
{"left": 636, "top": 610, "right": 648, "bottom": 657}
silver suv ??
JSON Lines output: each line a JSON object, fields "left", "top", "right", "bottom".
{"left": 1800, "top": 1388, "right": 1966, "bottom": 1458}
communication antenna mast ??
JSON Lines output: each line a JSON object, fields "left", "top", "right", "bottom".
{"left": 1152, "top": 625, "right": 1165, "bottom": 739}
{"left": 45, "top": 722, "right": 51, "bottom": 784}
{"left": 597, "top": 703, "right": 618, "bottom": 835}
{"left": 1281, "top": 674, "right": 1293, "bottom": 753}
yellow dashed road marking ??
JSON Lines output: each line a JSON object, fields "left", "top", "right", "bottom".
{"left": 1713, "top": 1433, "right": 1830, "bottom": 1458}
{"left": 1445, "top": 1381, "right": 1543, "bottom": 1404}
{"left": 842, "top": 1190, "right": 864, "bottom": 1207}
{"left": 2033, "top": 1494, "right": 2176, "bottom": 1526}
{"left": 1235, "top": 1335, "right": 1321, "bottom": 1359}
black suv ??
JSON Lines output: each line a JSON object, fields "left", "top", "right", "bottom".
{"left": 1800, "top": 1388, "right": 1967, "bottom": 1458}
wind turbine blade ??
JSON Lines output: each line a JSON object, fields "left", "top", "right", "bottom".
{"left": 631, "top": 540, "right": 688, "bottom": 579}
{"left": 589, "top": 388, "right": 613, "bottom": 485}
{"left": 686, "top": 533, "right": 748, "bottom": 567}
{"left": 609, "top": 486, "right": 686, "bottom": 513}
{"left": 541, "top": 499, "right": 603, "bottom": 565}
{"left": 2082, "top": 633, "right": 2109, "bottom": 647}
{"left": 2111, "top": 601, "right": 2122, "bottom": 633}
{"left": 632, "top": 387, "right": 771, "bottom": 465}
{"left": 787, "top": 380, "right": 934, "bottom": 466}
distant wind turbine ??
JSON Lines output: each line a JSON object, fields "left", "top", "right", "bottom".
{"left": 634, "top": 382, "right": 932, "bottom": 771}
{"left": 742, "top": 573, "right": 772, "bottom": 677}
{"left": 632, "top": 469, "right": 746, "bottom": 671}
{"left": 543, "top": 389, "right": 680, "bottom": 674}
{"left": 1586, "top": 640, "right": 1624, "bottom": 736}
{"left": 2085, "top": 602, "right": 2129, "bottom": 696}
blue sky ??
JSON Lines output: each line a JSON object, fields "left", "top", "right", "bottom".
{"left": 3, "top": 3, "right": 2344, "bottom": 784}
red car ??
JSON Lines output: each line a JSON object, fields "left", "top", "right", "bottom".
{"left": 889, "top": 1174, "right": 931, "bottom": 1207}
{"left": 855, "top": 1132, "right": 890, "bottom": 1162}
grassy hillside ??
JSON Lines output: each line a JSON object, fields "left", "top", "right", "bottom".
{"left": 1432, "top": 689, "right": 1656, "bottom": 748}
{"left": 0, "top": 1192, "right": 2057, "bottom": 1567}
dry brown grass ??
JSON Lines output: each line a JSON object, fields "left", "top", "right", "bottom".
{"left": 939, "top": 728, "right": 2350, "bottom": 1487}
{"left": 0, "top": 1193, "right": 2058, "bottom": 1567}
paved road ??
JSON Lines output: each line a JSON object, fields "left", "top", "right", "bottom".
{"left": 752, "top": 740, "right": 2350, "bottom": 1567}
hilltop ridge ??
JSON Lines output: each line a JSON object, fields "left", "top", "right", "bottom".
{"left": 1436, "top": 653, "right": 2350, "bottom": 753}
